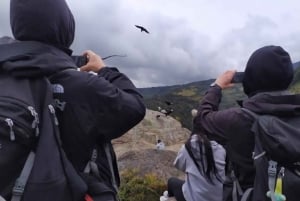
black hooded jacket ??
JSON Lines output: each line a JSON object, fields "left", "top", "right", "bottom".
{"left": 10, "top": 0, "right": 75, "bottom": 52}
{"left": 3, "top": 0, "right": 146, "bottom": 198}
{"left": 193, "top": 46, "right": 300, "bottom": 198}
{"left": 193, "top": 85, "right": 300, "bottom": 192}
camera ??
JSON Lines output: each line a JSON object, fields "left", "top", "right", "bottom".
{"left": 231, "top": 72, "right": 244, "bottom": 83}
{"left": 71, "top": 55, "right": 88, "bottom": 67}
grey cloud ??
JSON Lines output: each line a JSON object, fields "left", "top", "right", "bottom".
{"left": 1, "top": 1, "right": 300, "bottom": 87}
{"left": 209, "top": 15, "right": 279, "bottom": 73}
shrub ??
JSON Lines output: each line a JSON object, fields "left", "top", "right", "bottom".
{"left": 118, "top": 169, "right": 167, "bottom": 201}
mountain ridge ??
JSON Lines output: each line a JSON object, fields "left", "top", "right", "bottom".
{"left": 138, "top": 64, "right": 300, "bottom": 130}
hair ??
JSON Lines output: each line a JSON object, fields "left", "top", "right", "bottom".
{"left": 184, "top": 132, "right": 222, "bottom": 184}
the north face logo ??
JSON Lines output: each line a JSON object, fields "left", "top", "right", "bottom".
{"left": 52, "top": 84, "right": 64, "bottom": 93}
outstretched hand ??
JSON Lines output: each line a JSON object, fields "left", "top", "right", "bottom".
{"left": 215, "top": 70, "right": 236, "bottom": 89}
{"left": 80, "top": 50, "right": 105, "bottom": 73}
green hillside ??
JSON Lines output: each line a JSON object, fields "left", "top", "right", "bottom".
{"left": 139, "top": 65, "right": 300, "bottom": 130}
{"left": 140, "top": 80, "right": 246, "bottom": 130}
{"left": 290, "top": 66, "right": 300, "bottom": 93}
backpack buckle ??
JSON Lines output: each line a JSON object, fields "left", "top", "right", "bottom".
{"left": 268, "top": 160, "right": 277, "bottom": 177}
{"left": 12, "top": 179, "right": 25, "bottom": 196}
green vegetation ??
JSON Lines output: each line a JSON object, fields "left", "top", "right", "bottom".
{"left": 143, "top": 79, "right": 245, "bottom": 130}
{"left": 140, "top": 66, "right": 300, "bottom": 130}
{"left": 290, "top": 67, "right": 300, "bottom": 94}
{"left": 120, "top": 66, "right": 300, "bottom": 200}
{"left": 175, "top": 87, "right": 197, "bottom": 96}
{"left": 119, "top": 169, "right": 166, "bottom": 201}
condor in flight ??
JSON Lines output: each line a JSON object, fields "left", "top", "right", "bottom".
{"left": 135, "top": 25, "right": 149, "bottom": 34}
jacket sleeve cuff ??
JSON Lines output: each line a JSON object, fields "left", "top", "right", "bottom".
{"left": 97, "top": 66, "right": 119, "bottom": 75}
{"left": 207, "top": 84, "right": 222, "bottom": 94}
{"left": 201, "top": 84, "right": 223, "bottom": 108}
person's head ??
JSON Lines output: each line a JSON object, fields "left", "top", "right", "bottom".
{"left": 157, "top": 139, "right": 161, "bottom": 143}
{"left": 242, "top": 45, "right": 294, "bottom": 97}
{"left": 10, "top": 0, "right": 75, "bottom": 52}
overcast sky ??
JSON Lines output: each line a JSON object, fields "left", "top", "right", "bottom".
{"left": 1, "top": 0, "right": 300, "bottom": 87}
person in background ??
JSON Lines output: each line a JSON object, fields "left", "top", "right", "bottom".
{"left": 193, "top": 45, "right": 296, "bottom": 200}
{"left": 166, "top": 130, "right": 226, "bottom": 201}
{"left": 156, "top": 139, "right": 166, "bottom": 150}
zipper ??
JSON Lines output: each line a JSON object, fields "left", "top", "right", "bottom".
{"left": 0, "top": 97, "right": 36, "bottom": 129}
{"left": 0, "top": 116, "right": 33, "bottom": 140}
{"left": 0, "top": 97, "right": 39, "bottom": 140}
{"left": 48, "top": 105, "right": 59, "bottom": 126}
{"left": 278, "top": 167, "right": 285, "bottom": 178}
{"left": 5, "top": 118, "right": 15, "bottom": 141}
{"left": 28, "top": 106, "right": 40, "bottom": 137}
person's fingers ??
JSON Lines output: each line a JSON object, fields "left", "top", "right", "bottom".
{"left": 83, "top": 50, "right": 95, "bottom": 57}
{"left": 79, "top": 50, "right": 104, "bottom": 73}
{"left": 79, "top": 64, "right": 89, "bottom": 72}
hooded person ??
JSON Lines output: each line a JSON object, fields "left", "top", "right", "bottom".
{"left": 242, "top": 45, "right": 294, "bottom": 97}
{"left": 10, "top": 0, "right": 75, "bottom": 53}
{"left": 0, "top": 1, "right": 87, "bottom": 201}
{"left": 192, "top": 45, "right": 300, "bottom": 200}
{"left": 3, "top": 0, "right": 77, "bottom": 78}
{"left": 1, "top": 0, "right": 146, "bottom": 201}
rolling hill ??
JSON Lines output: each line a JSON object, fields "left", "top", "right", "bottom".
{"left": 138, "top": 63, "right": 300, "bottom": 130}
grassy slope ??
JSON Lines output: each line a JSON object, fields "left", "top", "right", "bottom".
{"left": 141, "top": 66, "right": 300, "bottom": 130}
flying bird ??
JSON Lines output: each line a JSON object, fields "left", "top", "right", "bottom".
{"left": 135, "top": 25, "right": 149, "bottom": 34}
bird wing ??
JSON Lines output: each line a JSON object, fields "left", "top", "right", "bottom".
{"left": 142, "top": 27, "right": 149, "bottom": 33}
{"left": 135, "top": 25, "right": 149, "bottom": 33}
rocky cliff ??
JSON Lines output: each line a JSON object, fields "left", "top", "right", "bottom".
{"left": 113, "top": 109, "right": 191, "bottom": 181}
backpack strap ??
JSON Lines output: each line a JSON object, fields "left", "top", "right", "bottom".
{"left": 267, "top": 160, "right": 278, "bottom": 201}
{"left": 242, "top": 108, "right": 281, "bottom": 201}
{"left": 103, "top": 144, "right": 118, "bottom": 193}
{"left": 84, "top": 148, "right": 100, "bottom": 177}
{"left": 11, "top": 152, "right": 35, "bottom": 201}
{"left": 83, "top": 145, "right": 119, "bottom": 201}
{"left": 0, "top": 196, "right": 6, "bottom": 201}
{"left": 231, "top": 169, "right": 244, "bottom": 201}
{"left": 241, "top": 108, "right": 267, "bottom": 160}
{"left": 240, "top": 188, "right": 253, "bottom": 201}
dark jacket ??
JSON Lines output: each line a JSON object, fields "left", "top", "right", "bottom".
{"left": 0, "top": 37, "right": 146, "bottom": 197}
{"left": 49, "top": 59, "right": 146, "bottom": 196}
{"left": 193, "top": 85, "right": 300, "bottom": 190}
{"left": 7, "top": 0, "right": 146, "bottom": 197}
{"left": 0, "top": 38, "right": 89, "bottom": 201}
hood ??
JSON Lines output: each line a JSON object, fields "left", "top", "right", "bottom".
{"left": 242, "top": 91, "right": 300, "bottom": 117}
{"left": 0, "top": 37, "right": 76, "bottom": 78}
{"left": 242, "top": 46, "right": 294, "bottom": 96}
{"left": 10, "top": 0, "right": 75, "bottom": 52}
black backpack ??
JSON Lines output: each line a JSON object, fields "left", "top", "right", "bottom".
{"left": 0, "top": 42, "right": 87, "bottom": 201}
{"left": 237, "top": 108, "right": 300, "bottom": 201}
{"left": 50, "top": 70, "right": 120, "bottom": 201}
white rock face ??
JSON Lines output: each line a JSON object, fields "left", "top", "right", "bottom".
{"left": 113, "top": 109, "right": 190, "bottom": 157}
